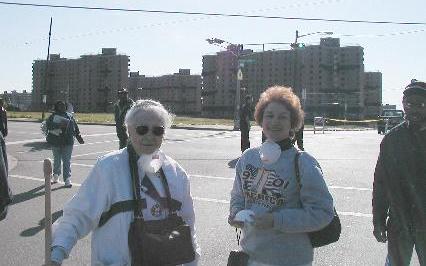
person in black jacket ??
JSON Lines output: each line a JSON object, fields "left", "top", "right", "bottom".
{"left": 240, "top": 95, "right": 253, "bottom": 152}
{"left": 0, "top": 98, "right": 8, "bottom": 138}
{"left": 0, "top": 132, "right": 11, "bottom": 221}
{"left": 46, "top": 101, "right": 84, "bottom": 188}
{"left": 114, "top": 88, "right": 134, "bottom": 149}
{"left": 372, "top": 80, "right": 426, "bottom": 266}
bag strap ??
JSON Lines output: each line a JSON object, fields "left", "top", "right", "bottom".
{"left": 294, "top": 151, "right": 302, "bottom": 189}
{"left": 98, "top": 199, "right": 146, "bottom": 227}
{"left": 141, "top": 169, "right": 182, "bottom": 213}
{"left": 128, "top": 143, "right": 144, "bottom": 218}
{"left": 235, "top": 228, "right": 242, "bottom": 246}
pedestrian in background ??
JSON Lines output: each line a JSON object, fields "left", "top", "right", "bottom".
{"left": 50, "top": 99, "right": 199, "bottom": 265}
{"left": 0, "top": 132, "right": 11, "bottom": 221}
{"left": 372, "top": 80, "right": 426, "bottom": 266}
{"left": 46, "top": 101, "right": 84, "bottom": 188}
{"left": 114, "top": 88, "right": 134, "bottom": 149}
{"left": 293, "top": 124, "right": 305, "bottom": 151}
{"left": 240, "top": 95, "right": 253, "bottom": 152}
{"left": 0, "top": 98, "right": 8, "bottom": 138}
{"left": 229, "top": 86, "right": 334, "bottom": 266}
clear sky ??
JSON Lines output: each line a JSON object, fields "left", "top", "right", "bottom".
{"left": 0, "top": 0, "right": 425, "bottom": 109}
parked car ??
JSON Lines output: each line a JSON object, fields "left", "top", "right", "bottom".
{"left": 377, "top": 109, "right": 404, "bottom": 134}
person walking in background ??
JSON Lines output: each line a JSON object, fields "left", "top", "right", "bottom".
{"left": 46, "top": 101, "right": 84, "bottom": 188}
{"left": 0, "top": 132, "right": 11, "bottom": 221}
{"left": 293, "top": 123, "right": 305, "bottom": 151}
{"left": 240, "top": 95, "right": 253, "bottom": 153}
{"left": 229, "top": 86, "right": 334, "bottom": 266}
{"left": 50, "top": 99, "right": 199, "bottom": 265}
{"left": 0, "top": 98, "right": 8, "bottom": 138}
{"left": 114, "top": 88, "right": 134, "bottom": 149}
{"left": 372, "top": 80, "right": 426, "bottom": 266}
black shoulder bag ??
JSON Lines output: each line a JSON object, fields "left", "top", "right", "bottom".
{"left": 294, "top": 152, "right": 341, "bottom": 248}
{"left": 127, "top": 145, "right": 195, "bottom": 266}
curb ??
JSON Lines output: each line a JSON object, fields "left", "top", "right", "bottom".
{"left": 8, "top": 119, "right": 375, "bottom": 132}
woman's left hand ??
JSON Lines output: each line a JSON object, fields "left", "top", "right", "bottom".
{"left": 253, "top": 212, "right": 274, "bottom": 229}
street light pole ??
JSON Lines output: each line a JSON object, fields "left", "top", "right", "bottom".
{"left": 206, "top": 38, "right": 243, "bottom": 130}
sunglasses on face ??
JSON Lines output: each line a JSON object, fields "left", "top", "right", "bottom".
{"left": 135, "top": 125, "right": 165, "bottom": 136}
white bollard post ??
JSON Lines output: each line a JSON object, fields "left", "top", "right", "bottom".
{"left": 44, "top": 158, "right": 53, "bottom": 266}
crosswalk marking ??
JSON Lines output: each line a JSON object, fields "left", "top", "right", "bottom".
{"left": 6, "top": 131, "right": 238, "bottom": 146}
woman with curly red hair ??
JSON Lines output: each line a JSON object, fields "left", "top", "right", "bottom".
{"left": 229, "top": 86, "right": 334, "bottom": 266}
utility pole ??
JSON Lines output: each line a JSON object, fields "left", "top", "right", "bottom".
{"left": 41, "top": 17, "right": 53, "bottom": 121}
{"left": 291, "top": 31, "right": 301, "bottom": 98}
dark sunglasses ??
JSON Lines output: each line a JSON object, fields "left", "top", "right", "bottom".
{"left": 136, "top": 125, "right": 165, "bottom": 136}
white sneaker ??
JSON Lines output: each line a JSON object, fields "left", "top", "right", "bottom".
{"left": 51, "top": 174, "right": 60, "bottom": 184}
{"left": 64, "top": 179, "right": 72, "bottom": 188}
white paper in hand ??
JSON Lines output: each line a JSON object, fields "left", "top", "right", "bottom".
{"left": 259, "top": 140, "right": 281, "bottom": 165}
{"left": 234, "top": 210, "right": 255, "bottom": 224}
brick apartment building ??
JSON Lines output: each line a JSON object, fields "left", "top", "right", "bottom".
{"left": 128, "top": 69, "right": 202, "bottom": 115}
{"left": 202, "top": 38, "right": 382, "bottom": 119}
{"left": 2, "top": 90, "right": 32, "bottom": 111}
{"left": 32, "top": 48, "right": 129, "bottom": 112}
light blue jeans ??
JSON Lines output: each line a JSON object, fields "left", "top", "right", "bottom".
{"left": 52, "top": 145, "right": 73, "bottom": 181}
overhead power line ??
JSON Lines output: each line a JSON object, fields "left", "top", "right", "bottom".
{"left": 1, "top": 1, "right": 425, "bottom": 26}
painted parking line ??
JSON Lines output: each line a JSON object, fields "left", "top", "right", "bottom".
{"left": 9, "top": 174, "right": 82, "bottom": 187}
{"left": 10, "top": 174, "right": 372, "bottom": 218}
{"left": 6, "top": 133, "right": 117, "bottom": 146}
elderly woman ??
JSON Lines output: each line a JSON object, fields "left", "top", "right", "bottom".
{"left": 51, "top": 99, "right": 200, "bottom": 265}
{"left": 229, "top": 86, "right": 334, "bottom": 266}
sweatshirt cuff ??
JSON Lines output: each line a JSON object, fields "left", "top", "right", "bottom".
{"left": 51, "top": 246, "right": 67, "bottom": 264}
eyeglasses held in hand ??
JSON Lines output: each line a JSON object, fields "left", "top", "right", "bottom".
{"left": 136, "top": 125, "right": 165, "bottom": 136}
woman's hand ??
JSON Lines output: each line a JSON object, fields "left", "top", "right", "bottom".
{"left": 228, "top": 214, "right": 245, "bottom": 228}
{"left": 253, "top": 212, "right": 274, "bottom": 229}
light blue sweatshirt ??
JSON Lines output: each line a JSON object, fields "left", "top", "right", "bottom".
{"left": 230, "top": 146, "right": 334, "bottom": 266}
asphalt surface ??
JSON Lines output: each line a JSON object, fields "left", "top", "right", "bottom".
{"left": 0, "top": 121, "right": 421, "bottom": 266}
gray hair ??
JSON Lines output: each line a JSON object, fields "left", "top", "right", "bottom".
{"left": 125, "top": 99, "right": 174, "bottom": 128}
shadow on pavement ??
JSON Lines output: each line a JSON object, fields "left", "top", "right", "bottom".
{"left": 20, "top": 210, "right": 63, "bottom": 237}
{"left": 23, "top": 141, "right": 50, "bottom": 152}
{"left": 228, "top": 158, "right": 239, "bottom": 169}
{"left": 11, "top": 184, "right": 66, "bottom": 206}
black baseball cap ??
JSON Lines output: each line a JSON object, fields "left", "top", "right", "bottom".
{"left": 403, "top": 79, "right": 426, "bottom": 97}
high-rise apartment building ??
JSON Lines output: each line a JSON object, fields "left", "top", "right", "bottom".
{"left": 128, "top": 69, "right": 202, "bottom": 115}
{"left": 202, "top": 38, "right": 382, "bottom": 119}
{"left": 32, "top": 48, "right": 129, "bottom": 112}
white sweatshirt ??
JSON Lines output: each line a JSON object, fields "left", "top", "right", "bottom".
{"left": 52, "top": 148, "right": 200, "bottom": 266}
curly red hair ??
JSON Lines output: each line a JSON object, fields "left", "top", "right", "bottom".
{"left": 254, "top": 86, "right": 304, "bottom": 131}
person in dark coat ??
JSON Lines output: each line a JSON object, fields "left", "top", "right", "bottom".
{"left": 0, "top": 132, "right": 11, "bottom": 221}
{"left": 293, "top": 123, "right": 304, "bottom": 151}
{"left": 240, "top": 95, "right": 253, "bottom": 152}
{"left": 372, "top": 79, "right": 426, "bottom": 266}
{"left": 0, "top": 98, "right": 8, "bottom": 138}
{"left": 46, "top": 101, "right": 84, "bottom": 188}
{"left": 114, "top": 88, "right": 134, "bottom": 149}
